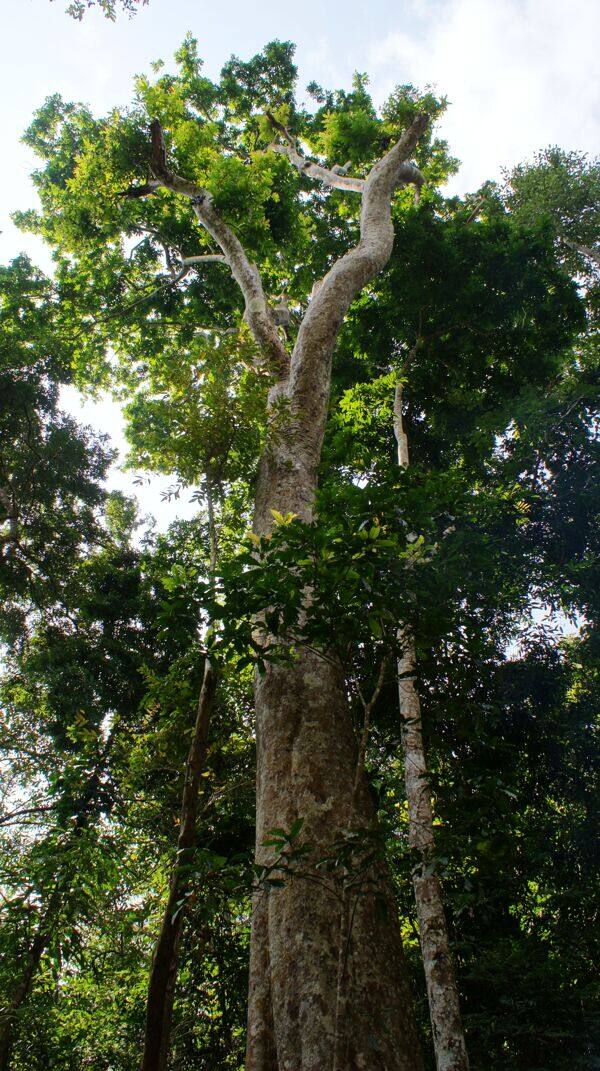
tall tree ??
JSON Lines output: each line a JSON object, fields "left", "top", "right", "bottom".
{"left": 11, "top": 37, "right": 596, "bottom": 1071}
{"left": 393, "top": 379, "right": 469, "bottom": 1071}
{"left": 122, "top": 109, "right": 430, "bottom": 1071}
{"left": 16, "top": 41, "right": 442, "bottom": 1068}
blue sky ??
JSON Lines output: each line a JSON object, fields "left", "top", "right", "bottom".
{"left": 2, "top": 0, "right": 598, "bottom": 527}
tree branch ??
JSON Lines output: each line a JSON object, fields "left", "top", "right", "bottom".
{"left": 121, "top": 120, "right": 289, "bottom": 377}
{"left": 288, "top": 114, "right": 428, "bottom": 436}
{"left": 266, "top": 109, "right": 424, "bottom": 198}
{"left": 561, "top": 236, "right": 600, "bottom": 269}
{"left": 268, "top": 142, "right": 366, "bottom": 194}
{"left": 0, "top": 802, "right": 54, "bottom": 828}
{"left": 180, "top": 254, "right": 228, "bottom": 267}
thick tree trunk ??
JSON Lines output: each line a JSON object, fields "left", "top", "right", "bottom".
{"left": 247, "top": 651, "right": 423, "bottom": 1071}
{"left": 245, "top": 332, "right": 424, "bottom": 1068}
{"left": 394, "top": 383, "right": 469, "bottom": 1071}
{"left": 133, "top": 111, "right": 429, "bottom": 1071}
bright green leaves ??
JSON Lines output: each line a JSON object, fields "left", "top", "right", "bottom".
{"left": 219, "top": 39, "right": 298, "bottom": 122}
{"left": 303, "top": 76, "right": 456, "bottom": 191}
{"left": 206, "top": 153, "right": 280, "bottom": 252}
{"left": 318, "top": 106, "right": 380, "bottom": 169}
{"left": 269, "top": 509, "right": 297, "bottom": 527}
{"left": 129, "top": 40, "right": 304, "bottom": 262}
{"left": 305, "top": 71, "right": 379, "bottom": 169}
{"left": 382, "top": 84, "right": 459, "bottom": 190}
{"left": 209, "top": 498, "right": 432, "bottom": 675}
{"left": 15, "top": 38, "right": 457, "bottom": 403}
{"left": 172, "top": 34, "right": 219, "bottom": 116}
{"left": 13, "top": 40, "right": 325, "bottom": 426}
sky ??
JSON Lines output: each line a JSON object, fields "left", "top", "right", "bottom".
{"left": 1, "top": 0, "right": 599, "bottom": 528}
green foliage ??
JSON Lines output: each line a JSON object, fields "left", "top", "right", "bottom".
{"left": 211, "top": 501, "right": 427, "bottom": 670}
{"left": 2, "top": 34, "right": 598, "bottom": 1071}
{"left": 60, "top": 0, "right": 148, "bottom": 19}
{"left": 502, "top": 146, "right": 600, "bottom": 286}
{"left": 0, "top": 258, "right": 112, "bottom": 641}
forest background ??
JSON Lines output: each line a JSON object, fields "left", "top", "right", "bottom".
{"left": 0, "top": 1, "right": 598, "bottom": 1070}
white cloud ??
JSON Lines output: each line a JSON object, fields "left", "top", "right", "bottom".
{"left": 368, "top": 0, "right": 600, "bottom": 192}
{"left": 4, "top": 0, "right": 598, "bottom": 531}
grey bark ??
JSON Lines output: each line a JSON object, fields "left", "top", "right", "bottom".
{"left": 560, "top": 236, "right": 600, "bottom": 268}
{"left": 394, "top": 382, "right": 469, "bottom": 1071}
{"left": 247, "top": 120, "right": 428, "bottom": 1071}
{"left": 125, "top": 114, "right": 429, "bottom": 1070}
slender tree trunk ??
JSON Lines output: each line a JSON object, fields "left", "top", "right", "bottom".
{"left": 140, "top": 656, "right": 217, "bottom": 1071}
{"left": 394, "top": 382, "right": 469, "bottom": 1071}
{"left": 140, "top": 484, "right": 218, "bottom": 1071}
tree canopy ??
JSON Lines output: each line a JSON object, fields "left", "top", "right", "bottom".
{"left": 1, "top": 34, "right": 598, "bottom": 1071}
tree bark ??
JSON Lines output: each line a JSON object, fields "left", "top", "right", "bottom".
{"left": 140, "top": 656, "right": 217, "bottom": 1071}
{"left": 246, "top": 124, "right": 429, "bottom": 1071}
{"left": 394, "top": 382, "right": 469, "bottom": 1071}
{"left": 126, "top": 114, "right": 429, "bottom": 1071}
{"left": 247, "top": 653, "right": 422, "bottom": 1071}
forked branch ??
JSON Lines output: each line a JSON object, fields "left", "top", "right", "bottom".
{"left": 287, "top": 113, "right": 428, "bottom": 421}
{"left": 121, "top": 120, "right": 289, "bottom": 377}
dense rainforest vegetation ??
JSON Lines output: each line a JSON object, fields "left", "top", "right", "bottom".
{"left": 0, "top": 29, "right": 598, "bottom": 1071}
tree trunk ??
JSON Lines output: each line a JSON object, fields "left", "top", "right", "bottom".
{"left": 140, "top": 656, "right": 217, "bottom": 1071}
{"left": 245, "top": 351, "right": 423, "bottom": 1070}
{"left": 247, "top": 650, "right": 423, "bottom": 1071}
{"left": 394, "top": 382, "right": 469, "bottom": 1071}
{"left": 133, "top": 111, "right": 430, "bottom": 1071}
